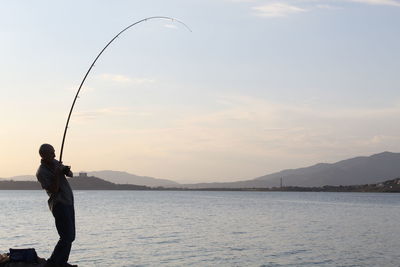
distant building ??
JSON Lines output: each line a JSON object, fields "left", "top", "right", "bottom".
{"left": 79, "top": 172, "right": 88, "bottom": 178}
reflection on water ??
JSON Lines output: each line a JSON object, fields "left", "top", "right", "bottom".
{"left": 1, "top": 191, "right": 399, "bottom": 266}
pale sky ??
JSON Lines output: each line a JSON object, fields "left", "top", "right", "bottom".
{"left": 1, "top": 0, "right": 399, "bottom": 183}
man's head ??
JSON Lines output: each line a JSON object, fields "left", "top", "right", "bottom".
{"left": 39, "top": 144, "right": 56, "bottom": 163}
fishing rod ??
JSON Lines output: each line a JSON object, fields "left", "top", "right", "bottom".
{"left": 59, "top": 16, "right": 191, "bottom": 163}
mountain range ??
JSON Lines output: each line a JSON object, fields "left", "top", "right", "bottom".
{"left": 185, "top": 151, "right": 400, "bottom": 188}
{"left": 0, "top": 176, "right": 150, "bottom": 190}
{"left": 87, "top": 170, "right": 180, "bottom": 187}
{"left": 2, "top": 152, "right": 400, "bottom": 188}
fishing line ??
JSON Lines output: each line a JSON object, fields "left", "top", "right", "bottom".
{"left": 59, "top": 16, "right": 191, "bottom": 162}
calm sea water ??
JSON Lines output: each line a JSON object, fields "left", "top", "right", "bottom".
{"left": 0, "top": 190, "right": 399, "bottom": 266}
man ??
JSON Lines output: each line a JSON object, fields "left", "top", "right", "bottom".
{"left": 36, "top": 144, "right": 77, "bottom": 267}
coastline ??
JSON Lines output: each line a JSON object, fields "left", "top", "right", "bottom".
{"left": 0, "top": 176, "right": 399, "bottom": 193}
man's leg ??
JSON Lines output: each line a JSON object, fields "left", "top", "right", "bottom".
{"left": 49, "top": 203, "right": 75, "bottom": 265}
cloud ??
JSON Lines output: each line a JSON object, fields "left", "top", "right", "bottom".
{"left": 63, "top": 94, "right": 400, "bottom": 181}
{"left": 101, "top": 74, "right": 131, "bottom": 83}
{"left": 73, "top": 108, "right": 126, "bottom": 122}
{"left": 253, "top": 3, "right": 307, "bottom": 17}
{"left": 99, "top": 73, "right": 155, "bottom": 84}
{"left": 65, "top": 86, "right": 95, "bottom": 93}
{"left": 166, "top": 95, "right": 400, "bottom": 156}
{"left": 72, "top": 107, "right": 149, "bottom": 123}
{"left": 164, "top": 24, "right": 178, "bottom": 29}
{"left": 349, "top": 0, "right": 400, "bottom": 6}
{"left": 110, "top": 95, "right": 399, "bottom": 180}
{"left": 240, "top": 0, "right": 400, "bottom": 19}
{"left": 227, "top": 0, "right": 256, "bottom": 2}
{"left": 315, "top": 4, "right": 343, "bottom": 9}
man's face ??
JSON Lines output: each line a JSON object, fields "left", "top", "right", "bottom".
{"left": 41, "top": 146, "right": 56, "bottom": 162}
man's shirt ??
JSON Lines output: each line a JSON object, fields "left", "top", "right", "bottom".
{"left": 36, "top": 159, "right": 74, "bottom": 211}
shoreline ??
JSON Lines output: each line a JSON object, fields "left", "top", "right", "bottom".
{"left": 1, "top": 177, "right": 399, "bottom": 193}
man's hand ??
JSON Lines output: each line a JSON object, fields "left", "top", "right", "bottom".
{"left": 63, "top": 165, "right": 73, "bottom": 178}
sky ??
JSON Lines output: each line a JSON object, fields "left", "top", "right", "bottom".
{"left": 1, "top": 0, "right": 399, "bottom": 183}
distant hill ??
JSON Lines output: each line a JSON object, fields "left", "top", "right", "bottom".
{"left": 2, "top": 152, "right": 400, "bottom": 189}
{"left": 0, "top": 180, "right": 41, "bottom": 190}
{"left": 87, "top": 170, "right": 180, "bottom": 187}
{"left": 4, "top": 171, "right": 180, "bottom": 188}
{"left": 68, "top": 175, "right": 150, "bottom": 190}
{"left": 184, "top": 152, "right": 400, "bottom": 188}
{"left": 6, "top": 175, "right": 36, "bottom": 181}
{"left": 0, "top": 176, "right": 150, "bottom": 190}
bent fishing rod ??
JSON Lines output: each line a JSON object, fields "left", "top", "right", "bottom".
{"left": 58, "top": 16, "right": 191, "bottom": 163}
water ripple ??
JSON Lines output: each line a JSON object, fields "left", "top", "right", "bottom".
{"left": 1, "top": 191, "right": 400, "bottom": 266}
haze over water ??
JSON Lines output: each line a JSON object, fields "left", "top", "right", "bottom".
{"left": 1, "top": 190, "right": 399, "bottom": 266}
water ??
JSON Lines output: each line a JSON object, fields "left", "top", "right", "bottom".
{"left": 1, "top": 191, "right": 399, "bottom": 266}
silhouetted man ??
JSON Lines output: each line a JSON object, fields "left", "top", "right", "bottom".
{"left": 36, "top": 144, "right": 77, "bottom": 267}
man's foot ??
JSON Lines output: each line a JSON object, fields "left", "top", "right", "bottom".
{"left": 44, "top": 261, "right": 77, "bottom": 267}
{"left": 44, "top": 261, "right": 58, "bottom": 267}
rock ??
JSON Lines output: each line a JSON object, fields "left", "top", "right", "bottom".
{"left": 0, "top": 257, "right": 46, "bottom": 267}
